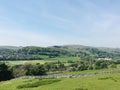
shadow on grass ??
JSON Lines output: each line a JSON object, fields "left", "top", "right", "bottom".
{"left": 98, "top": 77, "right": 117, "bottom": 82}
{"left": 75, "top": 88, "right": 88, "bottom": 90}
{"left": 17, "top": 78, "right": 61, "bottom": 89}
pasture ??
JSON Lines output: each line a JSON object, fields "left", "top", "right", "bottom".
{"left": 0, "top": 73, "right": 120, "bottom": 90}
{"left": 2, "top": 57, "right": 80, "bottom": 65}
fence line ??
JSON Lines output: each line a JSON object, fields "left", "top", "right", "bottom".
{"left": 16, "top": 71, "right": 120, "bottom": 79}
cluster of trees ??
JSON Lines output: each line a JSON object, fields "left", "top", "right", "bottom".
{"left": 11, "top": 63, "right": 47, "bottom": 77}
{"left": 0, "top": 47, "right": 70, "bottom": 60}
{"left": 0, "top": 62, "right": 47, "bottom": 81}
{"left": 12, "top": 61, "right": 66, "bottom": 78}
{"left": 69, "top": 60, "right": 116, "bottom": 71}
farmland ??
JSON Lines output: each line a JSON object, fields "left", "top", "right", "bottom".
{"left": 2, "top": 57, "right": 80, "bottom": 65}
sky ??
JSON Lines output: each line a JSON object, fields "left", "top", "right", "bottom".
{"left": 0, "top": 0, "right": 120, "bottom": 47}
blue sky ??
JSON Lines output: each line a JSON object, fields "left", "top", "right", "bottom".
{"left": 0, "top": 0, "right": 120, "bottom": 47}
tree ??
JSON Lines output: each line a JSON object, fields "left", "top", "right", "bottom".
{"left": 94, "top": 60, "right": 108, "bottom": 69}
{"left": 109, "top": 63, "right": 117, "bottom": 68}
{"left": 12, "top": 63, "right": 47, "bottom": 77}
{"left": 25, "top": 63, "right": 46, "bottom": 75}
{"left": 0, "top": 62, "right": 13, "bottom": 81}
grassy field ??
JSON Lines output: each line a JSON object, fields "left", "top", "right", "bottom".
{"left": 5, "top": 60, "right": 47, "bottom": 65}
{"left": 2, "top": 57, "right": 80, "bottom": 65}
{"left": 59, "top": 68, "right": 117, "bottom": 75}
{"left": 0, "top": 73, "right": 120, "bottom": 90}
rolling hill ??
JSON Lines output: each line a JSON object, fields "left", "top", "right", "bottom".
{"left": 0, "top": 45, "right": 120, "bottom": 60}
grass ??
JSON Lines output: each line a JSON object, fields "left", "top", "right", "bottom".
{"left": 0, "top": 73, "right": 120, "bottom": 90}
{"left": 60, "top": 67, "right": 120, "bottom": 74}
{"left": 46, "top": 57, "right": 80, "bottom": 62}
{"left": 2, "top": 57, "right": 80, "bottom": 65}
{"left": 5, "top": 60, "right": 47, "bottom": 65}
{"left": 17, "top": 78, "right": 61, "bottom": 89}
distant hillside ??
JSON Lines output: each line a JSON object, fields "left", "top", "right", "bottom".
{"left": 52, "top": 45, "right": 120, "bottom": 59}
{"left": 0, "top": 46, "right": 22, "bottom": 50}
{"left": 0, "top": 45, "right": 120, "bottom": 60}
{"left": 52, "top": 45, "right": 90, "bottom": 51}
{"left": 53, "top": 45, "right": 120, "bottom": 53}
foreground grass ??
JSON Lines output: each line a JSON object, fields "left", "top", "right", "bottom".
{"left": 0, "top": 73, "right": 120, "bottom": 90}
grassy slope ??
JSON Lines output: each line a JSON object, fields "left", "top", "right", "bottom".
{"left": 0, "top": 73, "right": 120, "bottom": 90}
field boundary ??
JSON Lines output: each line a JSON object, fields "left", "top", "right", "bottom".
{"left": 16, "top": 70, "right": 120, "bottom": 79}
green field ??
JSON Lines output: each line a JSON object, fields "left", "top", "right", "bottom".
{"left": 5, "top": 60, "right": 47, "bottom": 65}
{"left": 2, "top": 57, "right": 80, "bottom": 65}
{"left": 0, "top": 73, "right": 120, "bottom": 90}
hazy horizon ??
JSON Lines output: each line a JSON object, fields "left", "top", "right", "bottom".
{"left": 0, "top": 0, "right": 120, "bottom": 48}
{"left": 0, "top": 44, "right": 119, "bottom": 49}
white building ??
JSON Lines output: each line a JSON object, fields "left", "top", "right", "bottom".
{"left": 97, "top": 58, "right": 112, "bottom": 61}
